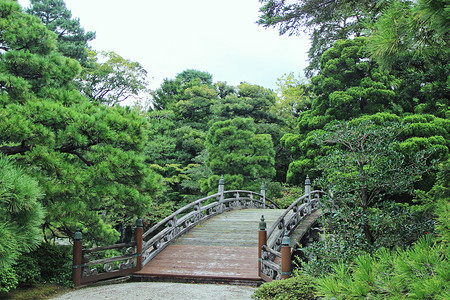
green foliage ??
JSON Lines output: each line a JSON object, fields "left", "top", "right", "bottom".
{"left": 301, "top": 119, "right": 437, "bottom": 275}
{"left": 0, "top": 155, "right": 45, "bottom": 269}
{"left": 316, "top": 235, "right": 450, "bottom": 299}
{"left": 274, "top": 72, "right": 311, "bottom": 128}
{"left": 252, "top": 273, "right": 317, "bottom": 300}
{"left": 27, "top": 243, "right": 72, "bottom": 286}
{"left": 152, "top": 69, "right": 214, "bottom": 111}
{"left": 13, "top": 255, "right": 41, "bottom": 287}
{"left": 1, "top": 2, "right": 163, "bottom": 244}
{"left": 367, "top": 0, "right": 449, "bottom": 69}
{"left": 27, "top": 0, "right": 95, "bottom": 65}
{"left": 205, "top": 117, "right": 276, "bottom": 183}
{"left": 77, "top": 50, "right": 149, "bottom": 106}
{"left": 0, "top": 267, "right": 18, "bottom": 294}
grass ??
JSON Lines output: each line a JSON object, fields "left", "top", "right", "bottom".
{"left": 1, "top": 284, "right": 70, "bottom": 300}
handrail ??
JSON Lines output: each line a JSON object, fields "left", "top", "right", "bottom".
{"left": 143, "top": 193, "right": 219, "bottom": 239}
{"left": 141, "top": 189, "right": 278, "bottom": 266}
{"left": 260, "top": 189, "right": 324, "bottom": 281}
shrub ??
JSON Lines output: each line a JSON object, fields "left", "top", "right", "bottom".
{"left": 28, "top": 243, "right": 72, "bottom": 286}
{"left": 316, "top": 235, "right": 449, "bottom": 299}
{"left": 0, "top": 267, "right": 18, "bottom": 294}
{"left": 14, "top": 255, "right": 41, "bottom": 287}
{"left": 252, "top": 274, "right": 317, "bottom": 300}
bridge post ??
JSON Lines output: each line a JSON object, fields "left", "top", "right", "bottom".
{"left": 260, "top": 183, "right": 266, "bottom": 209}
{"left": 281, "top": 231, "right": 291, "bottom": 279}
{"left": 305, "top": 175, "right": 311, "bottom": 214}
{"left": 218, "top": 175, "right": 224, "bottom": 202}
{"left": 72, "top": 227, "right": 83, "bottom": 287}
{"left": 135, "top": 217, "right": 143, "bottom": 271}
{"left": 258, "top": 215, "right": 267, "bottom": 276}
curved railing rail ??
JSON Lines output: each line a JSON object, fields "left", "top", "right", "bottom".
{"left": 260, "top": 190, "right": 324, "bottom": 280}
{"left": 141, "top": 189, "right": 279, "bottom": 266}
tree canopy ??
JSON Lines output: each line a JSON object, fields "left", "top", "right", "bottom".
{"left": 1, "top": 0, "right": 162, "bottom": 244}
{"left": 27, "top": 0, "right": 95, "bottom": 65}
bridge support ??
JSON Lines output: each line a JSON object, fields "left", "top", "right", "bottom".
{"left": 258, "top": 215, "right": 267, "bottom": 277}
{"left": 135, "top": 217, "right": 143, "bottom": 271}
{"left": 72, "top": 228, "right": 83, "bottom": 287}
{"left": 281, "top": 231, "right": 291, "bottom": 279}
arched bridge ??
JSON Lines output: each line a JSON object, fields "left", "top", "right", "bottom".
{"left": 72, "top": 177, "right": 324, "bottom": 286}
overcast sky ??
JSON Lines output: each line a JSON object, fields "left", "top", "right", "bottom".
{"left": 17, "top": 0, "right": 310, "bottom": 91}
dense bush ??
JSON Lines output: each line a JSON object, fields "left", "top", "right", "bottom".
{"left": 0, "top": 267, "right": 18, "bottom": 294}
{"left": 252, "top": 273, "right": 317, "bottom": 300}
{"left": 28, "top": 243, "right": 73, "bottom": 286}
{"left": 13, "top": 255, "right": 41, "bottom": 287}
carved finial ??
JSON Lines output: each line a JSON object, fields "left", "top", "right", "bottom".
{"left": 259, "top": 215, "right": 266, "bottom": 230}
{"left": 260, "top": 182, "right": 265, "bottom": 191}
{"left": 282, "top": 230, "right": 290, "bottom": 246}
{"left": 219, "top": 175, "right": 224, "bottom": 186}
{"left": 136, "top": 217, "right": 143, "bottom": 228}
{"left": 305, "top": 175, "right": 311, "bottom": 186}
{"left": 74, "top": 227, "right": 82, "bottom": 241}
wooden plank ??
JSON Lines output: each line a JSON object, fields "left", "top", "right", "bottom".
{"left": 135, "top": 209, "right": 283, "bottom": 281}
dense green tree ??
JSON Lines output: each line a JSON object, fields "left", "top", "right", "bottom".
{"left": 152, "top": 69, "right": 214, "bottom": 110}
{"left": 284, "top": 38, "right": 397, "bottom": 184}
{"left": 0, "top": 1, "right": 162, "bottom": 244}
{"left": 204, "top": 117, "right": 276, "bottom": 192}
{"left": 211, "top": 82, "right": 279, "bottom": 124}
{"left": 0, "top": 155, "right": 45, "bottom": 269}
{"left": 27, "top": 0, "right": 95, "bottom": 65}
{"left": 76, "top": 50, "right": 149, "bottom": 106}
{"left": 301, "top": 118, "right": 437, "bottom": 275}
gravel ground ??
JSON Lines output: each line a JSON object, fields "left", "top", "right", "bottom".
{"left": 52, "top": 282, "right": 256, "bottom": 300}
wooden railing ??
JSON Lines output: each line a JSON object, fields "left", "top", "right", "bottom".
{"left": 141, "top": 188, "right": 279, "bottom": 266}
{"left": 72, "top": 179, "right": 279, "bottom": 286}
{"left": 259, "top": 177, "right": 324, "bottom": 281}
{"left": 72, "top": 220, "right": 143, "bottom": 286}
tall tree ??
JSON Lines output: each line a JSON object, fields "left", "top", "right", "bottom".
{"left": 1, "top": 1, "right": 162, "bottom": 244}
{"left": 27, "top": 0, "right": 95, "bottom": 65}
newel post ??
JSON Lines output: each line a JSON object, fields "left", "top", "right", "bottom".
{"left": 135, "top": 217, "right": 143, "bottom": 271}
{"left": 260, "top": 183, "right": 266, "bottom": 209}
{"left": 281, "top": 230, "right": 291, "bottom": 279}
{"left": 72, "top": 227, "right": 83, "bottom": 287}
{"left": 218, "top": 175, "right": 225, "bottom": 202}
{"left": 305, "top": 175, "right": 311, "bottom": 214}
{"left": 258, "top": 215, "right": 267, "bottom": 276}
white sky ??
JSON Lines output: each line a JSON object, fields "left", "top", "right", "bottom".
{"left": 17, "top": 0, "right": 310, "bottom": 91}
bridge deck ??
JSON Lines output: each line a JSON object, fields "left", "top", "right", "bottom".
{"left": 134, "top": 209, "right": 285, "bottom": 283}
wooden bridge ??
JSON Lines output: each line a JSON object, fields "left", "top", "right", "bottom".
{"left": 72, "top": 177, "right": 324, "bottom": 286}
